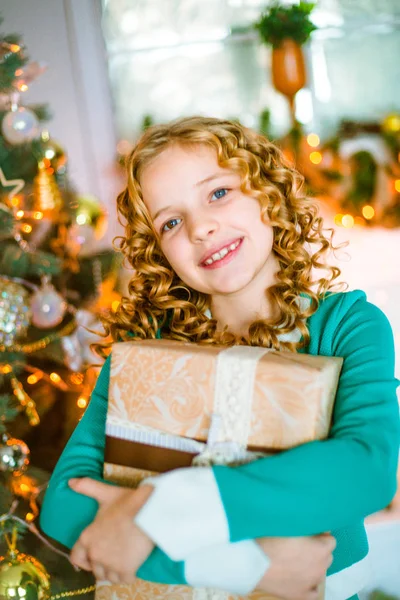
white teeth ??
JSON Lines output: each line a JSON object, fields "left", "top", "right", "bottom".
{"left": 203, "top": 239, "right": 241, "bottom": 265}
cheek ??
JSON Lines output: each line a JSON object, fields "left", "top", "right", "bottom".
{"left": 160, "top": 237, "right": 187, "bottom": 275}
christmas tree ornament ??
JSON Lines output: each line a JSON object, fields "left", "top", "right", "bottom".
{"left": 32, "top": 162, "right": 63, "bottom": 218}
{"left": 0, "top": 550, "right": 50, "bottom": 600}
{"left": 32, "top": 131, "right": 67, "bottom": 173}
{"left": 1, "top": 107, "right": 39, "bottom": 145}
{"left": 30, "top": 278, "right": 66, "bottom": 329}
{"left": 382, "top": 113, "right": 400, "bottom": 134}
{"left": 0, "top": 277, "right": 32, "bottom": 347}
{"left": 0, "top": 167, "right": 25, "bottom": 200}
{"left": 67, "top": 195, "right": 108, "bottom": 255}
{"left": 0, "top": 435, "right": 30, "bottom": 476}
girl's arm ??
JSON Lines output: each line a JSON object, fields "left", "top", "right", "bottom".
{"left": 135, "top": 297, "right": 400, "bottom": 560}
{"left": 40, "top": 355, "right": 112, "bottom": 549}
{"left": 39, "top": 356, "right": 188, "bottom": 585}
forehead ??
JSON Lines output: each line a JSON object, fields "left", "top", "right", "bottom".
{"left": 140, "top": 144, "right": 222, "bottom": 198}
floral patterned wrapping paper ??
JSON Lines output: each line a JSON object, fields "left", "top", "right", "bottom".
{"left": 97, "top": 339, "right": 342, "bottom": 600}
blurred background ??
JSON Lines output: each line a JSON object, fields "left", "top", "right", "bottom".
{"left": 0, "top": 1, "right": 399, "bottom": 599}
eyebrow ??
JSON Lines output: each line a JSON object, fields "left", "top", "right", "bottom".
{"left": 152, "top": 205, "right": 173, "bottom": 221}
{"left": 151, "top": 172, "right": 234, "bottom": 221}
{"left": 194, "top": 172, "right": 230, "bottom": 188}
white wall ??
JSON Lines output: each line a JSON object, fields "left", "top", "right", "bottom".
{"left": 1, "top": 0, "right": 121, "bottom": 242}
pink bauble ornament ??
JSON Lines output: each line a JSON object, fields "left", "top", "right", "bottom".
{"left": 30, "top": 280, "right": 66, "bottom": 328}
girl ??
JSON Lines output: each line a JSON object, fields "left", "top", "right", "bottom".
{"left": 40, "top": 117, "right": 399, "bottom": 600}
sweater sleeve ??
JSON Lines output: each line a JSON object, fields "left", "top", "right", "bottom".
{"left": 135, "top": 298, "right": 400, "bottom": 558}
{"left": 40, "top": 355, "right": 112, "bottom": 548}
{"left": 39, "top": 355, "right": 187, "bottom": 585}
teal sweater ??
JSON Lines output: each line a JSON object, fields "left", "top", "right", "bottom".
{"left": 40, "top": 290, "right": 400, "bottom": 593}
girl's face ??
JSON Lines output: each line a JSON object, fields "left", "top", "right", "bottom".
{"left": 140, "top": 144, "right": 279, "bottom": 303}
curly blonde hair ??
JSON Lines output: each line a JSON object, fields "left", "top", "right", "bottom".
{"left": 97, "top": 116, "right": 342, "bottom": 357}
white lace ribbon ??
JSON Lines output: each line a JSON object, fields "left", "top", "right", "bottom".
{"left": 192, "top": 347, "right": 271, "bottom": 600}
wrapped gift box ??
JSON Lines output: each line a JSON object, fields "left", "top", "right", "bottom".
{"left": 97, "top": 339, "right": 342, "bottom": 600}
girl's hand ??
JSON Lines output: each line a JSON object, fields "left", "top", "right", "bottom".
{"left": 69, "top": 478, "right": 155, "bottom": 583}
{"left": 256, "top": 534, "right": 335, "bottom": 600}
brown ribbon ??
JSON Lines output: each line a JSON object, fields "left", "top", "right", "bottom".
{"left": 105, "top": 435, "right": 278, "bottom": 474}
{"left": 105, "top": 436, "right": 198, "bottom": 473}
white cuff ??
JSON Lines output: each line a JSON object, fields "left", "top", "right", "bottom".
{"left": 134, "top": 467, "right": 229, "bottom": 560}
{"left": 184, "top": 540, "right": 270, "bottom": 595}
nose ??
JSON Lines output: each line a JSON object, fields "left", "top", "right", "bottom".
{"left": 187, "top": 212, "right": 220, "bottom": 243}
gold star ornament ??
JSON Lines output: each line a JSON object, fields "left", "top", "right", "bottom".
{"left": 0, "top": 167, "right": 25, "bottom": 200}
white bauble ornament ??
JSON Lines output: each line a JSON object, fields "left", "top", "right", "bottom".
{"left": 1, "top": 107, "right": 39, "bottom": 145}
{"left": 30, "top": 281, "right": 66, "bottom": 329}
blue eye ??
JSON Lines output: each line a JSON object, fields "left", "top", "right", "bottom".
{"left": 211, "top": 188, "right": 228, "bottom": 201}
{"left": 162, "top": 218, "right": 181, "bottom": 232}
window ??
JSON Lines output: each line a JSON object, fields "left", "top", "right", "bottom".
{"left": 100, "top": 0, "right": 400, "bottom": 142}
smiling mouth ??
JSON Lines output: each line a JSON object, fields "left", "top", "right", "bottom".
{"left": 201, "top": 238, "right": 243, "bottom": 266}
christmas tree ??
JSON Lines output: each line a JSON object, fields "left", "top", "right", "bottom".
{"left": 0, "top": 18, "right": 120, "bottom": 596}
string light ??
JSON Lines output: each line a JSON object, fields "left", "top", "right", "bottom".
{"left": 334, "top": 214, "right": 343, "bottom": 226}
{"left": 334, "top": 214, "right": 355, "bottom": 228}
{"left": 1, "top": 364, "right": 12, "bottom": 374}
{"left": 309, "top": 151, "right": 322, "bottom": 165}
{"left": 33, "top": 211, "right": 43, "bottom": 220}
{"left": 21, "top": 223, "right": 32, "bottom": 234}
{"left": 77, "top": 396, "right": 88, "bottom": 409}
{"left": 395, "top": 180, "right": 400, "bottom": 193}
{"left": 50, "top": 372, "right": 61, "bottom": 383}
{"left": 307, "top": 133, "right": 320, "bottom": 147}
{"left": 341, "top": 214, "right": 355, "bottom": 228}
{"left": 16, "top": 210, "right": 24, "bottom": 219}
{"left": 10, "top": 196, "right": 21, "bottom": 207}
{"left": 0, "top": 319, "right": 76, "bottom": 353}
{"left": 76, "top": 213, "right": 88, "bottom": 225}
{"left": 362, "top": 205, "right": 375, "bottom": 220}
